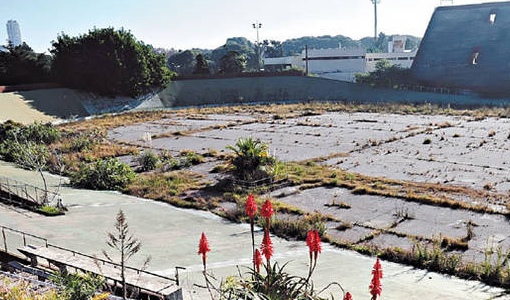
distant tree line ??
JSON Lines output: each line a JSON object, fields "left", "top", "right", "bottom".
{"left": 0, "top": 29, "right": 421, "bottom": 92}
{"left": 0, "top": 28, "right": 172, "bottom": 97}
{"left": 0, "top": 43, "right": 52, "bottom": 85}
{"left": 166, "top": 33, "right": 421, "bottom": 76}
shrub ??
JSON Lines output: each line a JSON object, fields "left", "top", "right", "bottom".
{"left": 137, "top": 151, "right": 160, "bottom": 172}
{"left": 226, "top": 137, "right": 276, "bottom": 181}
{"left": 355, "top": 59, "right": 412, "bottom": 88}
{"left": 0, "top": 277, "right": 61, "bottom": 300}
{"left": 22, "top": 122, "right": 61, "bottom": 144}
{"left": 2, "top": 121, "right": 60, "bottom": 144}
{"left": 0, "top": 122, "right": 59, "bottom": 163}
{"left": 53, "top": 272, "right": 106, "bottom": 300}
{"left": 70, "top": 158, "right": 135, "bottom": 190}
{"left": 0, "top": 140, "right": 49, "bottom": 167}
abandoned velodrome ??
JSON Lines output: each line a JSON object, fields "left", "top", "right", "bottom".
{"left": 4, "top": 2, "right": 510, "bottom": 300}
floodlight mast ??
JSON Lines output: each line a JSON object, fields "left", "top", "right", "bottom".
{"left": 371, "top": 0, "right": 381, "bottom": 41}
{"left": 252, "top": 21, "right": 262, "bottom": 71}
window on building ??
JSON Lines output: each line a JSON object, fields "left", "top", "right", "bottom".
{"left": 472, "top": 52, "right": 480, "bottom": 65}
{"left": 398, "top": 57, "right": 408, "bottom": 60}
{"left": 489, "top": 13, "right": 497, "bottom": 24}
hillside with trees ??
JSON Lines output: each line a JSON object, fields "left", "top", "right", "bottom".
{"left": 167, "top": 33, "right": 421, "bottom": 76}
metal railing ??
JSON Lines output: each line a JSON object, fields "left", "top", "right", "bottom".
{"left": 0, "top": 176, "right": 61, "bottom": 207}
{"left": 0, "top": 224, "right": 182, "bottom": 296}
{"left": 1, "top": 225, "right": 49, "bottom": 253}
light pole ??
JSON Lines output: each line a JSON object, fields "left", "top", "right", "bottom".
{"left": 252, "top": 21, "right": 262, "bottom": 71}
{"left": 371, "top": 0, "right": 381, "bottom": 42}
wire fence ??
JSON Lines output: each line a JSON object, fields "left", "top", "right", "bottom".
{"left": 0, "top": 176, "right": 61, "bottom": 208}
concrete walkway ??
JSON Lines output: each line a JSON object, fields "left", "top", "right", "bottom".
{"left": 0, "top": 161, "right": 508, "bottom": 300}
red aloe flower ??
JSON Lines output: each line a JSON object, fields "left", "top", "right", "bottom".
{"left": 343, "top": 292, "right": 352, "bottom": 300}
{"left": 245, "top": 194, "right": 257, "bottom": 219}
{"left": 313, "top": 230, "right": 322, "bottom": 260}
{"left": 260, "top": 199, "right": 274, "bottom": 221}
{"left": 254, "top": 249, "right": 263, "bottom": 273}
{"left": 369, "top": 258, "right": 383, "bottom": 300}
{"left": 306, "top": 230, "right": 316, "bottom": 259}
{"left": 198, "top": 232, "right": 210, "bottom": 269}
{"left": 261, "top": 230, "right": 273, "bottom": 261}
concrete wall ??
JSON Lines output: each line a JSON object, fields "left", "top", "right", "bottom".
{"left": 412, "top": 2, "right": 510, "bottom": 92}
{"left": 159, "top": 76, "right": 510, "bottom": 108}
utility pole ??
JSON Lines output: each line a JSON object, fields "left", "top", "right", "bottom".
{"left": 371, "top": 0, "right": 381, "bottom": 41}
{"left": 252, "top": 21, "right": 262, "bottom": 71}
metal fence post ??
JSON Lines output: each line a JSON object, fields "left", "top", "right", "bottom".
{"left": 2, "top": 228, "right": 7, "bottom": 253}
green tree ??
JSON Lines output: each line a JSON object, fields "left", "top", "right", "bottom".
{"left": 103, "top": 210, "right": 148, "bottom": 300}
{"left": 211, "top": 37, "right": 257, "bottom": 71}
{"left": 0, "top": 42, "right": 52, "bottom": 85}
{"left": 262, "top": 40, "right": 283, "bottom": 58}
{"left": 167, "top": 50, "right": 197, "bottom": 75}
{"left": 51, "top": 27, "right": 171, "bottom": 97}
{"left": 193, "top": 53, "right": 210, "bottom": 75}
{"left": 219, "top": 51, "right": 246, "bottom": 74}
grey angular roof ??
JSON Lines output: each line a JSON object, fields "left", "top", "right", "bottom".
{"left": 412, "top": 1, "right": 510, "bottom": 92}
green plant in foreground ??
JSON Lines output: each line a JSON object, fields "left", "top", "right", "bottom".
{"left": 70, "top": 158, "right": 135, "bottom": 190}
{"left": 52, "top": 272, "right": 107, "bottom": 300}
{"left": 196, "top": 197, "right": 364, "bottom": 300}
{"left": 226, "top": 137, "right": 276, "bottom": 181}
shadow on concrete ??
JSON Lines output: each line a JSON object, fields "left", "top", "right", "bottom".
{"left": 16, "top": 89, "right": 89, "bottom": 118}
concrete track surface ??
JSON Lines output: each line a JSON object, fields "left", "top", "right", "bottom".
{"left": 0, "top": 161, "right": 508, "bottom": 300}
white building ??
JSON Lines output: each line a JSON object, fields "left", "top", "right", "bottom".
{"left": 6, "top": 20, "right": 22, "bottom": 47}
{"left": 365, "top": 51, "right": 416, "bottom": 72}
{"left": 263, "top": 36, "right": 418, "bottom": 82}
{"left": 263, "top": 55, "right": 302, "bottom": 71}
{"left": 301, "top": 47, "right": 366, "bottom": 82}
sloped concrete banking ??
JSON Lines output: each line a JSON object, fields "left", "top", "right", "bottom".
{"left": 3, "top": 77, "right": 510, "bottom": 124}
{"left": 0, "top": 88, "right": 164, "bottom": 123}
{"left": 160, "top": 76, "right": 510, "bottom": 108}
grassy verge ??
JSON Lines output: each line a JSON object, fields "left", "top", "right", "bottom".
{"left": 125, "top": 170, "right": 214, "bottom": 210}
{"left": 37, "top": 205, "right": 65, "bottom": 216}
{"left": 283, "top": 161, "right": 506, "bottom": 215}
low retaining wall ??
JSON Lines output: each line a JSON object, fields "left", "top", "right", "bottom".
{"left": 0, "top": 83, "right": 62, "bottom": 93}
{"left": 158, "top": 76, "right": 510, "bottom": 108}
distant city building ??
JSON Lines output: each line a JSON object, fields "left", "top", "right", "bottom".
{"left": 366, "top": 37, "right": 416, "bottom": 72}
{"left": 301, "top": 47, "right": 367, "bottom": 82}
{"left": 263, "top": 37, "right": 417, "bottom": 82}
{"left": 6, "top": 20, "right": 22, "bottom": 47}
{"left": 412, "top": 1, "right": 510, "bottom": 93}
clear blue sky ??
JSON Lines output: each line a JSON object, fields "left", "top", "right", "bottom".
{"left": 2, "top": 0, "right": 508, "bottom": 53}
